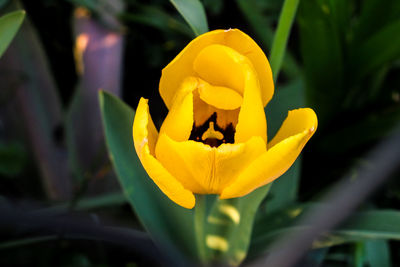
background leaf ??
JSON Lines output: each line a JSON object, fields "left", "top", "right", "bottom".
{"left": 0, "top": 0, "right": 9, "bottom": 9}
{"left": 297, "top": 0, "right": 346, "bottom": 123}
{"left": 0, "top": 10, "right": 25, "bottom": 58}
{"left": 120, "top": 4, "right": 193, "bottom": 38}
{"left": 0, "top": 142, "right": 26, "bottom": 177}
{"left": 0, "top": 4, "right": 71, "bottom": 200}
{"left": 349, "top": 20, "right": 400, "bottom": 82}
{"left": 365, "top": 240, "right": 391, "bottom": 267}
{"left": 269, "top": 0, "right": 299, "bottom": 81}
{"left": 169, "top": 0, "right": 208, "bottom": 36}
{"left": 250, "top": 206, "right": 400, "bottom": 258}
{"left": 263, "top": 79, "right": 305, "bottom": 213}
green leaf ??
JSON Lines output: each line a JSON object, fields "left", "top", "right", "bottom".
{"left": 365, "top": 240, "right": 391, "bottom": 267}
{"left": 264, "top": 159, "right": 301, "bottom": 214}
{"left": 99, "top": 91, "right": 197, "bottom": 264}
{"left": 202, "top": 0, "right": 223, "bottom": 15}
{"left": 349, "top": 20, "right": 400, "bottom": 82}
{"left": 0, "top": 141, "right": 26, "bottom": 177}
{"left": 353, "top": 0, "right": 400, "bottom": 45}
{"left": 170, "top": 0, "right": 208, "bottom": 36}
{"left": 65, "top": 86, "right": 84, "bottom": 182}
{"left": 269, "top": 0, "right": 300, "bottom": 82}
{"left": 334, "top": 210, "right": 400, "bottom": 241}
{"left": 249, "top": 203, "right": 310, "bottom": 258}
{"left": 266, "top": 79, "right": 305, "bottom": 138}
{"left": 0, "top": 236, "right": 57, "bottom": 250}
{"left": 0, "top": 10, "right": 25, "bottom": 58}
{"left": 353, "top": 242, "right": 365, "bottom": 267}
{"left": 39, "top": 192, "right": 126, "bottom": 215}
{"left": 250, "top": 206, "right": 400, "bottom": 258}
{"left": 302, "top": 248, "right": 328, "bottom": 267}
{"left": 297, "top": 0, "right": 345, "bottom": 122}
{"left": 120, "top": 5, "right": 194, "bottom": 38}
{"left": 0, "top": 0, "right": 9, "bottom": 9}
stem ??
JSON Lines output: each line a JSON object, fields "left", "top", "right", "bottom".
{"left": 0, "top": 236, "right": 57, "bottom": 249}
{"left": 270, "top": 0, "right": 300, "bottom": 82}
{"left": 353, "top": 242, "right": 365, "bottom": 267}
{"left": 194, "top": 194, "right": 207, "bottom": 263}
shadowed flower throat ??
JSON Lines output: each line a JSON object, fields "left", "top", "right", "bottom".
{"left": 189, "top": 112, "right": 235, "bottom": 147}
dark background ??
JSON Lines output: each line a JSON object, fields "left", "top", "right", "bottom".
{"left": 1, "top": 0, "right": 400, "bottom": 266}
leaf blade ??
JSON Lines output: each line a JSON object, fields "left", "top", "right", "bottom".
{"left": 365, "top": 240, "right": 391, "bottom": 267}
{"left": 250, "top": 206, "right": 400, "bottom": 258}
{"left": 349, "top": 20, "right": 400, "bottom": 82}
{"left": 0, "top": 10, "right": 25, "bottom": 58}
{"left": 264, "top": 79, "right": 305, "bottom": 213}
{"left": 169, "top": 0, "right": 208, "bottom": 36}
{"left": 269, "top": 0, "right": 299, "bottom": 81}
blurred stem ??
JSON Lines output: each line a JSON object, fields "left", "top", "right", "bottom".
{"left": 270, "top": 0, "right": 300, "bottom": 82}
{"left": 0, "top": 236, "right": 57, "bottom": 250}
{"left": 354, "top": 242, "right": 365, "bottom": 267}
{"left": 34, "top": 192, "right": 126, "bottom": 216}
{"left": 194, "top": 194, "right": 207, "bottom": 263}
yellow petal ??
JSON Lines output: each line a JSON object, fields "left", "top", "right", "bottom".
{"left": 220, "top": 108, "right": 317, "bottom": 199}
{"left": 234, "top": 62, "right": 267, "bottom": 143}
{"left": 193, "top": 89, "right": 240, "bottom": 129}
{"left": 132, "top": 98, "right": 195, "bottom": 209}
{"left": 159, "top": 29, "right": 273, "bottom": 110}
{"left": 193, "top": 89, "right": 217, "bottom": 126}
{"left": 133, "top": 98, "right": 158, "bottom": 156}
{"left": 198, "top": 79, "right": 243, "bottom": 110}
{"left": 159, "top": 77, "right": 197, "bottom": 142}
{"left": 268, "top": 108, "right": 318, "bottom": 148}
{"left": 224, "top": 29, "right": 274, "bottom": 107}
{"left": 193, "top": 44, "right": 246, "bottom": 95}
{"left": 155, "top": 133, "right": 266, "bottom": 194}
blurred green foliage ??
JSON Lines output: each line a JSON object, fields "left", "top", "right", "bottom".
{"left": 0, "top": 141, "right": 26, "bottom": 177}
{"left": 0, "top": 10, "right": 24, "bottom": 57}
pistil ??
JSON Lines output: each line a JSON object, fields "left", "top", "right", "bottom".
{"left": 189, "top": 112, "right": 235, "bottom": 147}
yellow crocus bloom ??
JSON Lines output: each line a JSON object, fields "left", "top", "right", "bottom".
{"left": 133, "top": 29, "right": 317, "bottom": 209}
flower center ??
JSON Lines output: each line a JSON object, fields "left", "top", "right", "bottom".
{"left": 189, "top": 112, "right": 235, "bottom": 147}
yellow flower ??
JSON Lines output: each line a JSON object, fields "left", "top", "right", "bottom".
{"left": 133, "top": 29, "right": 317, "bottom": 209}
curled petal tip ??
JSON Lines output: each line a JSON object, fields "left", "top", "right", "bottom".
{"left": 180, "top": 193, "right": 196, "bottom": 209}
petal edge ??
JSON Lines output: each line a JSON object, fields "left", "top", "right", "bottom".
{"left": 160, "top": 29, "right": 274, "bottom": 109}
{"left": 133, "top": 98, "right": 195, "bottom": 209}
{"left": 220, "top": 108, "right": 317, "bottom": 199}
